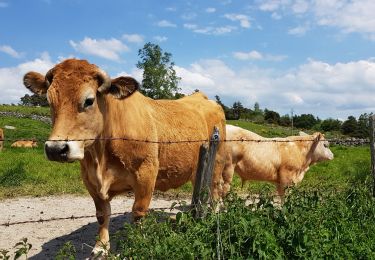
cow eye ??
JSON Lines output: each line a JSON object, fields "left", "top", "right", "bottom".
{"left": 83, "top": 97, "right": 95, "bottom": 108}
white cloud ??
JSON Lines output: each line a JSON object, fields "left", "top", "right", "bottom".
{"left": 288, "top": 24, "right": 309, "bottom": 36}
{"left": 153, "top": 36, "right": 168, "bottom": 42}
{"left": 122, "top": 34, "right": 144, "bottom": 44}
{"left": 292, "top": 0, "right": 309, "bottom": 14}
{"left": 0, "top": 53, "right": 54, "bottom": 104}
{"left": 233, "top": 50, "right": 287, "bottom": 62}
{"left": 181, "top": 13, "right": 197, "bottom": 20}
{"left": 174, "top": 58, "right": 375, "bottom": 118}
{"left": 0, "top": 45, "right": 22, "bottom": 58}
{"left": 185, "top": 24, "right": 237, "bottom": 35}
{"left": 175, "top": 65, "right": 215, "bottom": 93}
{"left": 157, "top": 20, "right": 177, "bottom": 28}
{"left": 206, "top": 7, "right": 216, "bottom": 13}
{"left": 69, "top": 37, "right": 129, "bottom": 61}
{"left": 224, "top": 13, "right": 251, "bottom": 28}
{"left": 258, "top": 0, "right": 375, "bottom": 40}
{"left": 233, "top": 51, "right": 263, "bottom": 60}
{"left": 184, "top": 24, "right": 198, "bottom": 30}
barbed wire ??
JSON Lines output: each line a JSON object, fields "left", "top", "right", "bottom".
{"left": 0, "top": 206, "right": 176, "bottom": 227}
{"left": 0, "top": 137, "right": 370, "bottom": 144}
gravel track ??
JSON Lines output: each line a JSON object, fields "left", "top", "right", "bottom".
{"left": 0, "top": 195, "right": 187, "bottom": 259}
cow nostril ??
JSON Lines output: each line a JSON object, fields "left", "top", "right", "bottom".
{"left": 60, "top": 143, "right": 69, "bottom": 155}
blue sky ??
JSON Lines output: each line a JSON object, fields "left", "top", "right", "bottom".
{"left": 1, "top": 0, "right": 375, "bottom": 119}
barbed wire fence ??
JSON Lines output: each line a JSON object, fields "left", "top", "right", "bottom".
{"left": 0, "top": 122, "right": 373, "bottom": 227}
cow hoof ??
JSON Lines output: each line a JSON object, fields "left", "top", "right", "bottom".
{"left": 89, "top": 247, "right": 108, "bottom": 260}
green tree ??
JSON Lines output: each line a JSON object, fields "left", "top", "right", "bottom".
{"left": 341, "top": 116, "right": 358, "bottom": 136}
{"left": 279, "top": 114, "right": 291, "bottom": 127}
{"left": 137, "top": 42, "right": 182, "bottom": 99}
{"left": 20, "top": 94, "right": 49, "bottom": 107}
{"left": 320, "top": 118, "right": 342, "bottom": 132}
{"left": 264, "top": 109, "right": 280, "bottom": 124}
{"left": 232, "top": 101, "right": 244, "bottom": 120}
{"left": 293, "top": 114, "right": 318, "bottom": 129}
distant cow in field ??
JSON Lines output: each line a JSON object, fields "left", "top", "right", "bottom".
{"left": 0, "top": 128, "right": 3, "bottom": 151}
{"left": 222, "top": 125, "right": 334, "bottom": 198}
{"left": 11, "top": 140, "right": 38, "bottom": 148}
{"left": 23, "top": 58, "right": 226, "bottom": 257}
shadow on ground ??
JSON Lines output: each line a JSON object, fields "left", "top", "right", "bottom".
{"left": 29, "top": 206, "right": 186, "bottom": 260}
{"left": 29, "top": 213, "right": 133, "bottom": 260}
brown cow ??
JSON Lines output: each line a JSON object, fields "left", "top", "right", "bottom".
{"left": 11, "top": 140, "right": 38, "bottom": 148}
{"left": 222, "top": 125, "right": 334, "bottom": 198}
{"left": 23, "top": 59, "right": 226, "bottom": 256}
{"left": 0, "top": 128, "right": 3, "bottom": 151}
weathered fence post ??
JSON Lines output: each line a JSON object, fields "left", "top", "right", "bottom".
{"left": 192, "top": 127, "right": 220, "bottom": 218}
{"left": 369, "top": 115, "right": 375, "bottom": 197}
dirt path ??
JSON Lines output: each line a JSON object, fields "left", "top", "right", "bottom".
{"left": 0, "top": 195, "right": 188, "bottom": 259}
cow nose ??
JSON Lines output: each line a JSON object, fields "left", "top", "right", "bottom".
{"left": 45, "top": 141, "right": 69, "bottom": 162}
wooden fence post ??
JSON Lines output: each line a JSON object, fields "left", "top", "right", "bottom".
{"left": 369, "top": 115, "right": 375, "bottom": 197}
{"left": 192, "top": 126, "right": 220, "bottom": 218}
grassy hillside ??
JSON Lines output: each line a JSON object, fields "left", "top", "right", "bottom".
{"left": 0, "top": 104, "right": 50, "bottom": 116}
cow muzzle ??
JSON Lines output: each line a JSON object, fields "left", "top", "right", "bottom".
{"left": 45, "top": 140, "right": 84, "bottom": 162}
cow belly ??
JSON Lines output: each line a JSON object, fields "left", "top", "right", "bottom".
{"left": 155, "top": 166, "right": 193, "bottom": 191}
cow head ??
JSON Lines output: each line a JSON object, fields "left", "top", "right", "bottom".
{"left": 23, "top": 59, "right": 139, "bottom": 162}
{"left": 311, "top": 132, "right": 334, "bottom": 162}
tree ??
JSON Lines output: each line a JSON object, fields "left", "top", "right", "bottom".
{"left": 320, "top": 118, "right": 342, "bottom": 132}
{"left": 232, "top": 101, "right": 244, "bottom": 120}
{"left": 264, "top": 109, "right": 280, "bottom": 124}
{"left": 279, "top": 114, "right": 291, "bottom": 127}
{"left": 20, "top": 94, "right": 49, "bottom": 107}
{"left": 293, "top": 114, "right": 318, "bottom": 129}
{"left": 137, "top": 42, "right": 182, "bottom": 99}
{"left": 341, "top": 116, "right": 358, "bottom": 136}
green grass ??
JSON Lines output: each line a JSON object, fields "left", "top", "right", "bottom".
{"left": 0, "top": 116, "right": 51, "bottom": 147}
{"left": 0, "top": 104, "right": 50, "bottom": 116}
{"left": 227, "top": 120, "right": 294, "bottom": 137}
{"left": 0, "top": 115, "right": 84, "bottom": 198}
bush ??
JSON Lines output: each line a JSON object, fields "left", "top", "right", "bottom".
{"left": 111, "top": 179, "right": 375, "bottom": 259}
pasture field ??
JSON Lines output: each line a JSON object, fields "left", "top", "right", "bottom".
{"left": 0, "top": 114, "right": 371, "bottom": 199}
{"left": 0, "top": 104, "right": 50, "bottom": 116}
{"left": 1, "top": 110, "right": 374, "bottom": 259}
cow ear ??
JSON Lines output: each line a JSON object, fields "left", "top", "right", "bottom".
{"left": 100, "top": 76, "right": 139, "bottom": 99}
{"left": 313, "top": 132, "right": 322, "bottom": 141}
{"left": 23, "top": 71, "right": 50, "bottom": 95}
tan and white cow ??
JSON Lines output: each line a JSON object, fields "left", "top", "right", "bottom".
{"left": 23, "top": 59, "right": 226, "bottom": 256}
{"left": 11, "top": 140, "right": 38, "bottom": 148}
{"left": 0, "top": 128, "right": 3, "bottom": 151}
{"left": 223, "top": 125, "right": 333, "bottom": 198}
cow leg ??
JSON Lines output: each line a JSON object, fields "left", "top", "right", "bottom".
{"left": 91, "top": 198, "right": 111, "bottom": 257}
{"left": 222, "top": 162, "right": 235, "bottom": 197}
{"left": 132, "top": 161, "right": 158, "bottom": 221}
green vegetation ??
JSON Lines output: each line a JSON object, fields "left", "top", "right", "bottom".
{"left": 0, "top": 104, "right": 50, "bottom": 116}
{"left": 110, "top": 181, "right": 375, "bottom": 259}
{"left": 0, "top": 116, "right": 84, "bottom": 198}
{"left": 0, "top": 107, "right": 374, "bottom": 259}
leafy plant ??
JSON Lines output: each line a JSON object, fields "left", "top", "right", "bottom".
{"left": 13, "top": 238, "right": 32, "bottom": 260}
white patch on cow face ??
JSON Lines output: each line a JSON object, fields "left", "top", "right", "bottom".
{"left": 314, "top": 140, "right": 334, "bottom": 162}
{"left": 45, "top": 140, "right": 84, "bottom": 162}
{"left": 66, "top": 141, "right": 85, "bottom": 161}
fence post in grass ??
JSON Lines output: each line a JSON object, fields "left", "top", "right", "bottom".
{"left": 369, "top": 115, "right": 375, "bottom": 197}
{"left": 192, "top": 126, "right": 220, "bottom": 219}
